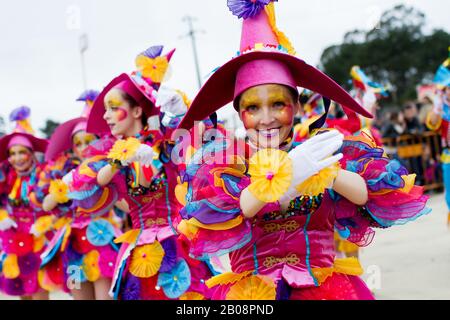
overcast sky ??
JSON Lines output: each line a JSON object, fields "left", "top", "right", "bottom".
{"left": 0, "top": 0, "right": 449, "bottom": 136}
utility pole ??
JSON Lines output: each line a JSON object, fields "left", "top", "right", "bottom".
{"left": 182, "top": 16, "right": 203, "bottom": 90}
{"left": 79, "top": 33, "right": 89, "bottom": 91}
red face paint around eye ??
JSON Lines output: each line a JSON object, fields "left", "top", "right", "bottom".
{"left": 241, "top": 110, "right": 258, "bottom": 129}
{"left": 116, "top": 108, "right": 128, "bottom": 122}
{"left": 277, "top": 104, "right": 294, "bottom": 126}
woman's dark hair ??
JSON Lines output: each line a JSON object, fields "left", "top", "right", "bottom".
{"left": 121, "top": 91, "right": 148, "bottom": 127}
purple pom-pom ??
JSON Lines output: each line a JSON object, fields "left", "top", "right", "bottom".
{"left": 227, "top": 0, "right": 274, "bottom": 19}
{"left": 140, "top": 46, "right": 164, "bottom": 59}
{"left": 159, "top": 237, "right": 177, "bottom": 273}
{"left": 77, "top": 90, "right": 100, "bottom": 102}
{"left": 18, "top": 253, "right": 40, "bottom": 275}
{"left": 122, "top": 275, "right": 141, "bottom": 300}
{"left": 9, "top": 106, "right": 31, "bottom": 122}
{"left": 3, "top": 278, "right": 25, "bottom": 296}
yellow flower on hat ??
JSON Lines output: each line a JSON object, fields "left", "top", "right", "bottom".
{"left": 135, "top": 55, "right": 169, "bottom": 83}
{"left": 248, "top": 148, "right": 293, "bottom": 203}
{"left": 82, "top": 250, "right": 100, "bottom": 282}
{"left": 49, "top": 180, "right": 70, "bottom": 204}
{"left": 107, "top": 137, "right": 141, "bottom": 163}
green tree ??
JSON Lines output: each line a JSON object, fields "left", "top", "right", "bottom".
{"left": 40, "top": 119, "right": 60, "bottom": 139}
{"left": 320, "top": 4, "right": 450, "bottom": 107}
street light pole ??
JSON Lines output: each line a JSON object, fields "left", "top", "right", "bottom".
{"left": 182, "top": 16, "right": 203, "bottom": 90}
{"left": 79, "top": 33, "right": 89, "bottom": 91}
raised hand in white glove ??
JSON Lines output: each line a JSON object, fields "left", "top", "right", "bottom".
{"left": 121, "top": 144, "right": 154, "bottom": 167}
{"left": 362, "top": 89, "right": 377, "bottom": 111}
{"left": 433, "top": 91, "right": 444, "bottom": 115}
{"left": 156, "top": 86, "right": 188, "bottom": 116}
{"left": 279, "top": 130, "right": 344, "bottom": 206}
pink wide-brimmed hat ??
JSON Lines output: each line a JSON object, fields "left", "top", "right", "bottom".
{"left": 44, "top": 90, "right": 100, "bottom": 161}
{"left": 87, "top": 46, "right": 175, "bottom": 135}
{"left": 179, "top": 0, "right": 372, "bottom": 130}
{"left": 0, "top": 106, "right": 48, "bottom": 161}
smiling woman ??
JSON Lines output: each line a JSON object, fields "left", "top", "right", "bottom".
{"left": 176, "top": 0, "right": 431, "bottom": 301}
{"left": 237, "top": 84, "right": 299, "bottom": 149}
{"left": 0, "top": 107, "right": 52, "bottom": 300}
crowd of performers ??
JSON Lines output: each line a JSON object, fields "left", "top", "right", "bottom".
{"left": 1, "top": 0, "right": 446, "bottom": 300}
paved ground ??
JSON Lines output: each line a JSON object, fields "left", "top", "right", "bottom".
{"left": 360, "top": 192, "right": 449, "bottom": 300}
{"left": 1, "top": 193, "right": 448, "bottom": 300}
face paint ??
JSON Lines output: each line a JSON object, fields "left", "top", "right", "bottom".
{"left": 103, "top": 88, "right": 143, "bottom": 138}
{"left": 72, "top": 131, "right": 97, "bottom": 160}
{"left": 116, "top": 108, "right": 128, "bottom": 122}
{"left": 238, "top": 84, "right": 298, "bottom": 149}
{"left": 275, "top": 104, "right": 294, "bottom": 126}
{"left": 8, "top": 145, "right": 34, "bottom": 173}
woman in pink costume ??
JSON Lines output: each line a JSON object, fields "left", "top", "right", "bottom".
{"left": 34, "top": 91, "right": 121, "bottom": 300}
{"left": 0, "top": 106, "right": 51, "bottom": 299}
{"left": 78, "top": 45, "right": 211, "bottom": 300}
{"left": 176, "top": 0, "right": 430, "bottom": 300}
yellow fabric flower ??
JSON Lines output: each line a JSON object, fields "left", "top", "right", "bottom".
{"left": 83, "top": 250, "right": 101, "bottom": 282}
{"left": 33, "top": 236, "right": 46, "bottom": 253}
{"left": 107, "top": 137, "right": 141, "bottom": 163}
{"left": 135, "top": 55, "right": 169, "bottom": 83}
{"left": 206, "top": 271, "right": 253, "bottom": 288}
{"left": 114, "top": 229, "right": 140, "bottom": 245}
{"left": 49, "top": 180, "right": 70, "bottom": 204}
{"left": 31, "top": 215, "right": 54, "bottom": 236}
{"left": 312, "top": 257, "right": 363, "bottom": 285}
{"left": 248, "top": 149, "right": 293, "bottom": 203}
{"left": 3, "top": 254, "right": 20, "bottom": 279}
{"left": 226, "top": 275, "right": 276, "bottom": 300}
{"left": 54, "top": 217, "right": 72, "bottom": 230}
{"left": 296, "top": 162, "right": 340, "bottom": 197}
{"left": 175, "top": 182, "right": 188, "bottom": 206}
{"left": 0, "top": 209, "right": 9, "bottom": 221}
{"left": 38, "top": 269, "right": 60, "bottom": 292}
{"left": 179, "top": 292, "right": 205, "bottom": 300}
{"left": 129, "top": 242, "right": 165, "bottom": 278}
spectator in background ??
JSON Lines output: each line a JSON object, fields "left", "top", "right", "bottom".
{"left": 418, "top": 97, "right": 434, "bottom": 128}
{"left": 403, "top": 102, "right": 425, "bottom": 185}
{"left": 381, "top": 111, "right": 406, "bottom": 138}
{"left": 403, "top": 102, "right": 425, "bottom": 134}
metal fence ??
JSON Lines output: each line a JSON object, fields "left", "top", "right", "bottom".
{"left": 382, "top": 131, "right": 443, "bottom": 192}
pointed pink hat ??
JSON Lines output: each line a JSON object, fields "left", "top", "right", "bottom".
{"left": 45, "top": 90, "right": 100, "bottom": 161}
{"left": 87, "top": 46, "right": 175, "bottom": 135}
{"left": 0, "top": 106, "right": 48, "bottom": 161}
{"left": 179, "top": 0, "right": 372, "bottom": 130}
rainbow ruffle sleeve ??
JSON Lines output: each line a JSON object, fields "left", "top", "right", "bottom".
{"left": 179, "top": 139, "right": 252, "bottom": 261}
{"left": 334, "top": 133, "right": 431, "bottom": 246}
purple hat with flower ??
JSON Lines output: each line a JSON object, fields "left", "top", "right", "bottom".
{"left": 87, "top": 45, "right": 175, "bottom": 135}
{"left": 0, "top": 106, "right": 48, "bottom": 161}
{"left": 179, "top": 0, "right": 372, "bottom": 130}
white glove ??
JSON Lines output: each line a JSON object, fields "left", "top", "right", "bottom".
{"left": 279, "top": 130, "right": 344, "bottom": 205}
{"left": 121, "top": 144, "right": 154, "bottom": 167}
{"left": 362, "top": 89, "right": 377, "bottom": 111}
{"left": 156, "top": 86, "right": 188, "bottom": 116}
{"left": 0, "top": 217, "right": 17, "bottom": 231}
{"left": 433, "top": 91, "right": 444, "bottom": 115}
{"left": 62, "top": 171, "right": 74, "bottom": 186}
